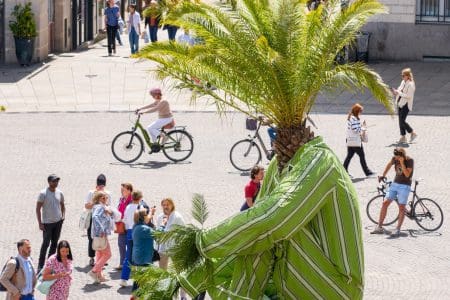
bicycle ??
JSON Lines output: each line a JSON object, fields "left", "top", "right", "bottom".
{"left": 366, "top": 178, "right": 444, "bottom": 231}
{"left": 111, "top": 113, "right": 194, "bottom": 163}
{"left": 229, "top": 117, "right": 274, "bottom": 172}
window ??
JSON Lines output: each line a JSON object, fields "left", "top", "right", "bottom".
{"left": 416, "top": 0, "right": 450, "bottom": 23}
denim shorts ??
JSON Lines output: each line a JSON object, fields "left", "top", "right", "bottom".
{"left": 387, "top": 182, "right": 411, "bottom": 205}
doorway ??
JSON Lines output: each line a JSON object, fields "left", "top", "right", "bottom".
{"left": 0, "top": 0, "right": 4, "bottom": 63}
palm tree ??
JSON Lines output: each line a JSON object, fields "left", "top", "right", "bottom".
{"left": 138, "top": 0, "right": 392, "bottom": 171}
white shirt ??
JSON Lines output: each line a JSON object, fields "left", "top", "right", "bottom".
{"left": 127, "top": 11, "right": 141, "bottom": 34}
{"left": 17, "top": 255, "right": 34, "bottom": 295}
{"left": 396, "top": 80, "right": 415, "bottom": 111}
{"left": 123, "top": 203, "right": 139, "bottom": 230}
{"left": 156, "top": 211, "right": 185, "bottom": 253}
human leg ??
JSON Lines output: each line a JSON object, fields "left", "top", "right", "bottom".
{"left": 92, "top": 240, "right": 112, "bottom": 273}
{"left": 120, "top": 229, "right": 133, "bottom": 281}
{"left": 106, "top": 26, "right": 115, "bottom": 54}
{"left": 118, "top": 233, "right": 127, "bottom": 267}
{"left": 38, "top": 223, "right": 53, "bottom": 269}
{"left": 48, "top": 220, "right": 63, "bottom": 258}
{"left": 150, "top": 26, "right": 158, "bottom": 42}
{"left": 116, "top": 29, "right": 122, "bottom": 45}
{"left": 343, "top": 147, "right": 356, "bottom": 171}
{"left": 134, "top": 29, "right": 139, "bottom": 53}
{"left": 394, "top": 184, "right": 411, "bottom": 231}
{"left": 159, "top": 253, "right": 169, "bottom": 269}
{"left": 354, "top": 146, "right": 372, "bottom": 175}
{"left": 147, "top": 118, "right": 173, "bottom": 142}
{"left": 167, "top": 26, "right": 178, "bottom": 40}
{"left": 87, "top": 220, "right": 95, "bottom": 259}
{"left": 398, "top": 105, "right": 412, "bottom": 137}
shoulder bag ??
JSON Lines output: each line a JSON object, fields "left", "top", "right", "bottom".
{"left": 79, "top": 210, "right": 92, "bottom": 230}
{"left": 36, "top": 270, "right": 57, "bottom": 295}
{"left": 92, "top": 236, "right": 108, "bottom": 251}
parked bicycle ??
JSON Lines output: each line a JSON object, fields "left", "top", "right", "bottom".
{"left": 229, "top": 117, "right": 274, "bottom": 172}
{"left": 366, "top": 178, "right": 443, "bottom": 232}
{"left": 111, "top": 113, "right": 194, "bottom": 163}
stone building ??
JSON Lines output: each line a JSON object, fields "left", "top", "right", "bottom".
{"left": 0, "top": 0, "right": 105, "bottom": 64}
{"left": 364, "top": 0, "right": 450, "bottom": 60}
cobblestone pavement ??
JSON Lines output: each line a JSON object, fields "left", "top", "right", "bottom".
{"left": 0, "top": 112, "right": 449, "bottom": 299}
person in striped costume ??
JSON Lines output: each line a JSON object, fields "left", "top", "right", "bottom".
{"left": 176, "top": 136, "right": 364, "bottom": 299}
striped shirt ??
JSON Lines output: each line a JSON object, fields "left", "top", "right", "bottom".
{"left": 348, "top": 115, "right": 362, "bottom": 134}
{"left": 179, "top": 137, "right": 364, "bottom": 299}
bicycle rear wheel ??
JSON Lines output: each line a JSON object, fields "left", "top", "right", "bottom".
{"left": 414, "top": 198, "right": 444, "bottom": 231}
{"left": 366, "top": 195, "right": 398, "bottom": 226}
{"left": 111, "top": 131, "right": 144, "bottom": 163}
{"left": 229, "top": 139, "right": 262, "bottom": 172}
{"left": 162, "top": 130, "right": 194, "bottom": 162}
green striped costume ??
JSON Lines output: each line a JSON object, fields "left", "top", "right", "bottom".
{"left": 179, "top": 137, "right": 364, "bottom": 299}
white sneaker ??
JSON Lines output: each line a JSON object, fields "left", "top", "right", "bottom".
{"left": 410, "top": 132, "right": 418, "bottom": 142}
{"left": 119, "top": 279, "right": 128, "bottom": 287}
{"left": 87, "top": 270, "right": 99, "bottom": 283}
{"left": 398, "top": 136, "right": 407, "bottom": 144}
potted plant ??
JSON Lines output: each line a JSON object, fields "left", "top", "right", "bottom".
{"left": 9, "top": 2, "right": 37, "bottom": 66}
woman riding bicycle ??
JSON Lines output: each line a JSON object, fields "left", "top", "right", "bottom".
{"left": 136, "top": 88, "right": 173, "bottom": 143}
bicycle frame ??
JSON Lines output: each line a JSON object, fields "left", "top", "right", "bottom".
{"left": 248, "top": 121, "right": 271, "bottom": 157}
{"left": 132, "top": 114, "right": 152, "bottom": 147}
{"left": 378, "top": 180, "right": 423, "bottom": 219}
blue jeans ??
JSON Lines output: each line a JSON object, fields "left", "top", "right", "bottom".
{"left": 166, "top": 25, "right": 178, "bottom": 41}
{"left": 120, "top": 229, "right": 133, "bottom": 280}
{"left": 129, "top": 27, "right": 139, "bottom": 54}
{"left": 387, "top": 182, "right": 411, "bottom": 205}
{"left": 21, "top": 295, "right": 35, "bottom": 300}
{"left": 118, "top": 233, "right": 127, "bottom": 265}
{"left": 149, "top": 26, "right": 158, "bottom": 42}
{"left": 116, "top": 29, "right": 122, "bottom": 45}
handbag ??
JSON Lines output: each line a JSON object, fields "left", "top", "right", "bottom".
{"left": 92, "top": 236, "right": 107, "bottom": 251}
{"left": 114, "top": 222, "right": 125, "bottom": 234}
{"left": 79, "top": 210, "right": 92, "bottom": 230}
{"left": 36, "top": 271, "right": 56, "bottom": 295}
{"left": 361, "top": 129, "right": 368, "bottom": 143}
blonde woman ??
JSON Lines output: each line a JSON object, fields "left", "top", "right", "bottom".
{"left": 392, "top": 68, "right": 417, "bottom": 143}
{"left": 88, "top": 191, "right": 113, "bottom": 283}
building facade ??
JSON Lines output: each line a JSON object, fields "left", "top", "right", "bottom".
{"left": 364, "top": 0, "right": 450, "bottom": 60}
{"left": 0, "top": 0, "right": 105, "bottom": 64}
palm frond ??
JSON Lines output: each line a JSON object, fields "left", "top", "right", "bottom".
{"left": 191, "top": 193, "right": 209, "bottom": 227}
{"left": 132, "top": 265, "right": 179, "bottom": 300}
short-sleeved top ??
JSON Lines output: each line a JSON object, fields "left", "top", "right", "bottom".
{"left": 37, "top": 188, "right": 64, "bottom": 224}
{"left": 105, "top": 5, "right": 120, "bottom": 26}
{"left": 132, "top": 223, "right": 154, "bottom": 265}
{"left": 392, "top": 157, "right": 414, "bottom": 186}
{"left": 241, "top": 180, "right": 260, "bottom": 211}
{"left": 123, "top": 203, "right": 139, "bottom": 230}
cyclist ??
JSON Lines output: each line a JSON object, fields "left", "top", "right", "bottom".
{"left": 135, "top": 88, "right": 173, "bottom": 143}
{"left": 371, "top": 147, "right": 414, "bottom": 237}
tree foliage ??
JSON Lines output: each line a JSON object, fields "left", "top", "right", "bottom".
{"left": 9, "top": 2, "right": 37, "bottom": 39}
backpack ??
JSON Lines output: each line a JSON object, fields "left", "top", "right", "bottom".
{"left": 0, "top": 257, "right": 20, "bottom": 291}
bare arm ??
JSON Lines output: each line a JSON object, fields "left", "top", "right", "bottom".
{"left": 398, "top": 157, "right": 413, "bottom": 178}
{"left": 245, "top": 197, "right": 253, "bottom": 208}
{"left": 36, "top": 202, "right": 44, "bottom": 230}
{"left": 137, "top": 101, "right": 157, "bottom": 112}
{"left": 61, "top": 201, "right": 65, "bottom": 220}
{"left": 381, "top": 160, "right": 393, "bottom": 178}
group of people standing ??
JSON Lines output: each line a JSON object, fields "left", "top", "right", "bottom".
{"left": 0, "top": 172, "right": 187, "bottom": 300}
{"left": 104, "top": 0, "right": 181, "bottom": 57}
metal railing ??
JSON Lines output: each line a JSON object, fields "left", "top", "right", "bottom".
{"left": 416, "top": 0, "right": 450, "bottom": 23}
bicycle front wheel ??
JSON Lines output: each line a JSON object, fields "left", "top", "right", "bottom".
{"left": 162, "top": 130, "right": 194, "bottom": 162}
{"left": 414, "top": 198, "right": 444, "bottom": 231}
{"left": 366, "top": 195, "right": 398, "bottom": 226}
{"left": 111, "top": 131, "right": 144, "bottom": 163}
{"left": 229, "top": 139, "right": 262, "bottom": 172}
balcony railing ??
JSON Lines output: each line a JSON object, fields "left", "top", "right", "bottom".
{"left": 416, "top": 0, "right": 450, "bottom": 23}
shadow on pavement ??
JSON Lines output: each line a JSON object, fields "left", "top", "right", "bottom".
{"left": 0, "top": 61, "right": 53, "bottom": 83}
{"left": 386, "top": 142, "right": 410, "bottom": 148}
{"left": 82, "top": 283, "right": 113, "bottom": 293}
{"left": 107, "top": 270, "right": 122, "bottom": 280}
{"left": 117, "top": 286, "right": 133, "bottom": 295}
{"left": 74, "top": 265, "right": 92, "bottom": 273}
{"left": 351, "top": 177, "right": 365, "bottom": 183}
{"left": 407, "top": 229, "right": 442, "bottom": 237}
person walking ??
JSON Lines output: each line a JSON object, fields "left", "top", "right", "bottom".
{"left": 104, "top": 0, "right": 121, "bottom": 56}
{"left": 127, "top": 5, "right": 141, "bottom": 54}
{"left": 392, "top": 68, "right": 417, "bottom": 143}
{"left": 41, "top": 240, "right": 73, "bottom": 300}
{"left": 240, "top": 165, "right": 264, "bottom": 211}
{"left": 371, "top": 147, "right": 414, "bottom": 237}
{"left": 85, "top": 174, "right": 111, "bottom": 267}
{"left": 119, "top": 190, "right": 142, "bottom": 287}
{"left": 343, "top": 103, "right": 375, "bottom": 177}
{"left": 115, "top": 182, "right": 133, "bottom": 270}
{"left": 136, "top": 88, "right": 173, "bottom": 144}
{"left": 0, "top": 239, "right": 37, "bottom": 300}
{"left": 145, "top": 0, "right": 160, "bottom": 43}
{"left": 36, "top": 174, "right": 65, "bottom": 273}
{"left": 131, "top": 208, "right": 154, "bottom": 294}
{"left": 88, "top": 191, "right": 114, "bottom": 283}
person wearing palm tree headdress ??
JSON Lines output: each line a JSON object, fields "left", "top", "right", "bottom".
{"left": 134, "top": 0, "right": 393, "bottom": 299}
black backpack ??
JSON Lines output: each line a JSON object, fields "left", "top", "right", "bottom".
{"left": 0, "top": 257, "right": 20, "bottom": 291}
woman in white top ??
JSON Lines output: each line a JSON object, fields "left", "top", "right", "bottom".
{"left": 392, "top": 68, "right": 417, "bottom": 143}
{"left": 127, "top": 4, "right": 141, "bottom": 54}
{"left": 343, "top": 103, "right": 374, "bottom": 177}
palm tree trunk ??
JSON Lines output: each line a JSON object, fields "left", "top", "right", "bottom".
{"left": 274, "top": 125, "right": 315, "bottom": 172}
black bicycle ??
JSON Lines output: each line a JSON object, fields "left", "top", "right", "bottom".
{"left": 366, "top": 179, "right": 444, "bottom": 231}
{"left": 111, "top": 114, "right": 194, "bottom": 163}
{"left": 229, "top": 117, "right": 274, "bottom": 172}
